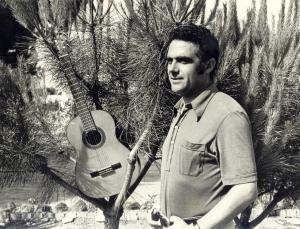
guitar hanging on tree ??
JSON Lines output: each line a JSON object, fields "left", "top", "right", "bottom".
{"left": 59, "top": 50, "right": 139, "bottom": 199}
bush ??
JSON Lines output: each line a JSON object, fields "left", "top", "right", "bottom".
{"left": 54, "top": 202, "right": 69, "bottom": 213}
{"left": 70, "top": 200, "right": 88, "bottom": 212}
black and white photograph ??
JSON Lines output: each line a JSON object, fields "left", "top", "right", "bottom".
{"left": 0, "top": 0, "right": 299, "bottom": 228}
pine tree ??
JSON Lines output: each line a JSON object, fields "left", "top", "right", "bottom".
{"left": 1, "top": 0, "right": 299, "bottom": 228}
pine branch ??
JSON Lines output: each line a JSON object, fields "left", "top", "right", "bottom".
{"left": 165, "top": 0, "right": 177, "bottom": 23}
{"left": 178, "top": 0, "right": 192, "bottom": 23}
{"left": 189, "top": 0, "right": 206, "bottom": 23}
{"left": 249, "top": 190, "right": 288, "bottom": 227}
{"left": 204, "top": 0, "right": 219, "bottom": 26}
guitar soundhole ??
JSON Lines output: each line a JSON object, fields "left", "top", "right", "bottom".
{"left": 85, "top": 130, "right": 102, "bottom": 146}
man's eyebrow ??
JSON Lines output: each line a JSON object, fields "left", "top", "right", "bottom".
{"left": 174, "top": 56, "right": 194, "bottom": 63}
{"left": 166, "top": 56, "right": 193, "bottom": 60}
{"left": 176, "top": 56, "right": 192, "bottom": 60}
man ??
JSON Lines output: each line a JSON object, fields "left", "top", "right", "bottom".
{"left": 152, "top": 24, "right": 258, "bottom": 229}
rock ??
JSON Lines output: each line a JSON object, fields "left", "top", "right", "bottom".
{"left": 70, "top": 200, "right": 88, "bottom": 212}
{"left": 54, "top": 202, "right": 69, "bottom": 213}
{"left": 124, "top": 200, "right": 141, "bottom": 210}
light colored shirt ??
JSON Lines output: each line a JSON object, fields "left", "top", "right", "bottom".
{"left": 160, "top": 84, "right": 257, "bottom": 220}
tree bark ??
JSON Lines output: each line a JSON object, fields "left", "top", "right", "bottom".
{"left": 235, "top": 204, "right": 253, "bottom": 228}
{"left": 104, "top": 214, "right": 121, "bottom": 229}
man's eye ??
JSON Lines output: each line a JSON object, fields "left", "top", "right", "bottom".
{"left": 179, "top": 58, "right": 191, "bottom": 64}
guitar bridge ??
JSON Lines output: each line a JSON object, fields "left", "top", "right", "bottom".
{"left": 90, "top": 163, "right": 122, "bottom": 178}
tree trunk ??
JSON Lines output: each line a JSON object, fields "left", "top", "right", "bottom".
{"left": 235, "top": 205, "right": 253, "bottom": 229}
{"left": 104, "top": 214, "right": 121, "bottom": 229}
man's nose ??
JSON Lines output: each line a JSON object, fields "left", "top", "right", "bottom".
{"left": 168, "top": 61, "right": 179, "bottom": 76}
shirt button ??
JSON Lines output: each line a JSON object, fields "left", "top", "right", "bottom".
{"left": 170, "top": 141, "right": 175, "bottom": 144}
{"left": 174, "top": 126, "right": 178, "bottom": 129}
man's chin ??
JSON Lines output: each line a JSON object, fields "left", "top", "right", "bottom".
{"left": 171, "top": 87, "right": 184, "bottom": 95}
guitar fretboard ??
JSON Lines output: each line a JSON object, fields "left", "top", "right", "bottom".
{"left": 60, "top": 54, "right": 96, "bottom": 132}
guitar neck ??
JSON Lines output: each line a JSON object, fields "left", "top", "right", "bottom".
{"left": 60, "top": 54, "right": 96, "bottom": 132}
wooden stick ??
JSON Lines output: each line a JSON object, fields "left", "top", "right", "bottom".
{"left": 111, "top": 91, "right": 160, "bottom": 217}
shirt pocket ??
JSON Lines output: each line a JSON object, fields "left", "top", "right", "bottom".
{"left": 179, "top": 140, "right": 205, "bottom": 176}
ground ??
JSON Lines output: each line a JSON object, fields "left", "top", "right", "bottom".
{"left": 1, "top": 181, "right": 300, "bottom": 229}
{"left": 3, "top": 216, "right": 300, "bottom": 228}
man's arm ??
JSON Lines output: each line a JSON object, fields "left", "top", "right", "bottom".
{"left": 196, "top": 181, "right": 257, "bottom": 229}
{"left": 196, "top": 111, "right": 258, "bottom": 229}
{"left": 169, "top": 111, "right": 258, "bottom": 229}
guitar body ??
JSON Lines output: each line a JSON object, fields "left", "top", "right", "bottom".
{"left": 66, "top": 110, "right": 139, "bottom": 198}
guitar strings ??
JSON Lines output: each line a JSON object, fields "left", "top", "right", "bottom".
{"left": 74, "top": 84, "right": 111, "bottom": 174}
{"left": 63, "top": 56, "right": 106, "bottom": 172}
{"left": 62, "top": 55, "right": 113, "bottom": 176}
{"left": 86, "top": 111, "right": 113, "bottom": 169}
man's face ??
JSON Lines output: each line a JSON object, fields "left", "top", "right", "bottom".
{"left": 167, "top": 40, "right": 211, "bottom": 102}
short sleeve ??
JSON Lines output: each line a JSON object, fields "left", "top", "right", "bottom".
{"left": 216, "top": 111, "right": 257, "bottom": 185}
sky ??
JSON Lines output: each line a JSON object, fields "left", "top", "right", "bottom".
{"left": 206, "top": 0, "right": 290, "bottom": 24}
{"left": 112, "top": 0, "right": 291, "bottom": 25}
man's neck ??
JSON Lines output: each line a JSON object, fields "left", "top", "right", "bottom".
{"left": 182, "top": 83, "right": 214, "bottom": 104}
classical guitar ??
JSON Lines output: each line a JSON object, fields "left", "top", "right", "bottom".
{"left": 59, "top": 53, "right": 139, "bottom": 198}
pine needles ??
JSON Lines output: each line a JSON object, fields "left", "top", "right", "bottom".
{"left": 2, "top": 0, "right": 300, "bottom": 226}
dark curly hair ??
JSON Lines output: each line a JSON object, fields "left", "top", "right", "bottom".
{"left": 166, "top": 23, "right": 220, "bottom": 80}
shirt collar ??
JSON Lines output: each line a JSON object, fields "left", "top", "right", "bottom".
{"left": 174, "top": 84, "right": 219, "bottom": 121}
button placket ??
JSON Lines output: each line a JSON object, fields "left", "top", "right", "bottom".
{"left": 165, "top": 117, "right": 179, "bottom": 171}
{"left": 164, "top": 108, "right": 190, "bottom": 217}
{"left": 165, "top": 109, "right": 189, "bottom": 171}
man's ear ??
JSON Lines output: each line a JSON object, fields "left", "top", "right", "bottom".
{"left": 204, "top": 58, "right": 216, "bottom": 74}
